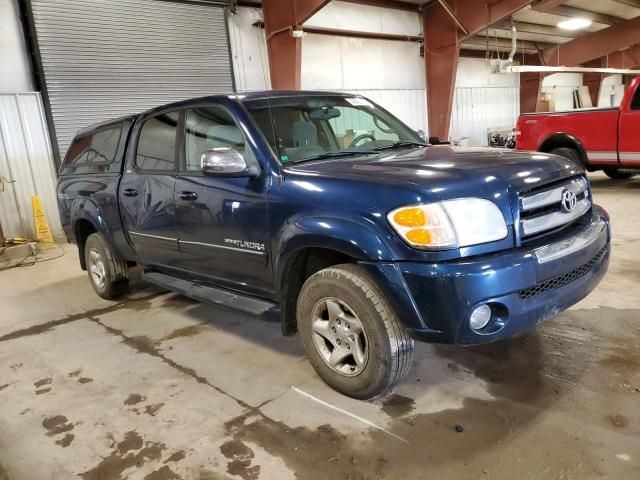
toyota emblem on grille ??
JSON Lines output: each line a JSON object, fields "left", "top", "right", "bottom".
{"left": 561, "top": 189, "right": 577, "bottom": 212}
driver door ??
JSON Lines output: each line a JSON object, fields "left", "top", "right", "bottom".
{"left": 173, "top": 105, "right": 272, "bottom": 297}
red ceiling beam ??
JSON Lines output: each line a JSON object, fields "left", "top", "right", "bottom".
{"left": 262, "top": 0, "right": 330, "bottom": 89}
{"left": 543, "top": 16, "right": 640, "bottom": 67}
{"left": 339, "top": 0, "right": 421, "bottom": 11}
{"left": 604, "top": 46, "right": 640, "bottom": 69}
{"left": 532, "top": 0, "right": 568, "bottom": 12}
{"left": 533, "top": 0, "right": 568, "bottom": 12}
{"left": 423, "top": 0, "right": 535, "bottom": 139}
{"left": 448, "top": 0, "right": 536, "bottom": 39}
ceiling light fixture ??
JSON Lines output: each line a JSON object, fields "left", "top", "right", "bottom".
{"left": 557, "top": 18, "right": 592, "bottom": 30}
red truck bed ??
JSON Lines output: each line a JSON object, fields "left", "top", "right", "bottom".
{"left": 516, "top": 76, "right": 640, "bottom": 178}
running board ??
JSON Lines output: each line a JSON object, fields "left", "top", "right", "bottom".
{"left": 142, "top": 271, "right": 278, "bottom": 318}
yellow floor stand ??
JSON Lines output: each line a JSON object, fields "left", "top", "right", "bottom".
{"left": 32, "top": 195, "right": 56, "bottom": 249}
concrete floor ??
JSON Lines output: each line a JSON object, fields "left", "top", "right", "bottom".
{"left": 0, "top": 172, "right": 638, "bottom": 480}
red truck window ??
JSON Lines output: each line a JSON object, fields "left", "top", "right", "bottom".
{"left": 631, "top": 87, "right": 640, "bottom": 110}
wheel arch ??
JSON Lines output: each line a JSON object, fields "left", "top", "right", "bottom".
{"left": 71, "top": 200, "right": 118, "bottom": 270}
{"left": 276, "top": 244, "right": 360, "bottom": 337}
{"left": 74, "top": 218, "right": 97, "bottom": 270}
{"left": 538, "top": 133, "right": 589, "bottom": 167}
{"left": 274, "top": 218, "right": 396, "bottom": 336}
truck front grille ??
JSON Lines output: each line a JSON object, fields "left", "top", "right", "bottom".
{"left": 519, "top": 176, "right": 591, "bottom": 241}
{"left": 518, "top": 245, "right": 607, "bottom": 300}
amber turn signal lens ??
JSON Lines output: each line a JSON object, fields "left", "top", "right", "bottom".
{"left": 393, "top": 208, "right": 426, "bottom": 227}
{"left": 406, "top": 228, "right": 431, "bottom": 245}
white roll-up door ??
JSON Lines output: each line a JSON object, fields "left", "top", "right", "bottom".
{"left": 30, "top": 0, "right": 235, "bottom": 162}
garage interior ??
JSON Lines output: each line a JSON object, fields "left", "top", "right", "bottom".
{"left": 1, "top": 0, "right": 639, "bottom": 479}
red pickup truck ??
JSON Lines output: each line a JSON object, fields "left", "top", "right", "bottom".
{"left": 516, "top": 76, "right": 640, "bottom": 179}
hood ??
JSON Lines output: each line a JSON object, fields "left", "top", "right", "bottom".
{"left": 286, "top": 145, "right": 582, "bottom": 196}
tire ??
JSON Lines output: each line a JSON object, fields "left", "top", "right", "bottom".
{"left": 297, "top": 264, "right": 414, "bottom": 400}
{"left": 603, "top": 168, "right": 636, "bottom": 180}
{"left": 550, "top": 147, "right": 583, "bottom": 167}
{"left": 84, "top": 233, "right": 129, "bottom": 299}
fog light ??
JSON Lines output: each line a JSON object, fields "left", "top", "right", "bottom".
{"left": 469, "top": 304, "right": 492, "bottom": 331}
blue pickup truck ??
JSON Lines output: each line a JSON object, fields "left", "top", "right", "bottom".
{"left": 57, "top": 91, "right": 611, "bottom": 399}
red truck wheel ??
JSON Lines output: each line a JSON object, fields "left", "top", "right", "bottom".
{"left": 549, "top": 147, "right": 583, "bottom": 167}
{"left": 603, "top": 168, "right": 636, "bottom": 180}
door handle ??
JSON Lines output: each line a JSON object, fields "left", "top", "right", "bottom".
{"left": 179, "top": 191, "right": 198, "bottom": 201}
{"left": 123, "top": 188, "right": 138, "bottom": 197}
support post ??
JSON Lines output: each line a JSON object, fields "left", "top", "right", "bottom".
{"left": 520, "top": 72, "right": 543, "bottom": 113}
{"left": 262, "top": 0, "right": 330, "bottom": 89}
{"left": 423, "top": 1, "right": 536, "bottom": 140}
{"left": 582, "top": 59, "right": 603, "bottom": 107}
{"left": 423, "top": 2, "right": 460, "bottom": 141}
{"left": 582, "top": 73, "right": 602, "bottom": 107}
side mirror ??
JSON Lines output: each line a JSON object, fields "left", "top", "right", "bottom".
{"left": 201, "top": 148, "right": 255, "bottom": 177}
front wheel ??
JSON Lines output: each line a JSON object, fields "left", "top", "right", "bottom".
{"left": 603, "top": 168, "right": 636, "bottom": 180}
{"left": 85, "top": 233, "right": 129, "bottom": 299}
{"left": 297, "top": 264, "right": 414, "bottom": 400}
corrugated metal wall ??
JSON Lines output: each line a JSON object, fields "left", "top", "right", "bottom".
{"left": 31, "top": 0, "right": 234, "bottom": 162}
{"left": 450, "top": 86, "right": 520, "bottom": 146}
{"left": 0, "top": 93, "right": 62, "bottom": 239}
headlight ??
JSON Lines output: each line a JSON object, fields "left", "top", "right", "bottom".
{"left": 388, "top": 198, "right": 508, "bottom": 250}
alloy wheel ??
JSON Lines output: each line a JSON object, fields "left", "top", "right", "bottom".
{"left": 310, "top": 297, "right": 369, "bottom": 376}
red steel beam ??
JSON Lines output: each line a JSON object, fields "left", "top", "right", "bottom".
{"left": 543, "top": 16, "right": 640, "bottom": 67}
{"left": 423, "top": 1, "right": 460, "bottom": 141}
{"left": 301, "top": 25, "right": 423, "bottom": 42}
{"left": 437, "top": 0, "right": 470, "bottom": 35}
{"left": 450, "top": 0, "right": 536, "bottom": 39}
{"left": 604, "top": 45, "right": 640, "bottom": 69}
{"left": 339, "top": 0, "right": 421, "bottom": 11}
{"left": 262, "top": 0, "right": 330, "bottom": 89}
{"left": 582, "top": 58, "right": 603, "bottom": 107}
{"left": 533, "top": 0, "right": 569, "bottom": 12}
{"left": 423, "top": 0, "right": 534, "bottom": 139}
{"left": 520, "top": 72, "right": 544, "bottom": 113}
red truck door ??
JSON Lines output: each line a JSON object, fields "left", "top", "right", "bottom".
{"left": 618, "top": 78, "right": 640, "bottom": 167}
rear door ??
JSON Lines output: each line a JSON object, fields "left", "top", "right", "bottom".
{"left": 119, "top": 111, "right": 181, "bottom": 267}
{"left": 173, "top": 104, "right": 272, "bottom": 296}
{"left": 618, "top": 84, "right": 640, "bottom": 167}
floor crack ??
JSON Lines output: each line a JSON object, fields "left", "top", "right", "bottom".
{"left": 89, "top": 315, "right": 262, "bottom": 412}
{"left": 0, "top": 292, "right": 163, "bottom": 343}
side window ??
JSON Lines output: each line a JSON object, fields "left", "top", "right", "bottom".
{"left": 61, "top": 126, "right": 122, "bottom": 175}
{"left": 630, "top": 87, "right": 640, "bottom": 111}
{"left": 136, "top": 112, "right": 179, "bottom": 172}
{"left": 184, "top": 106, "right": 257, "bottom": 172}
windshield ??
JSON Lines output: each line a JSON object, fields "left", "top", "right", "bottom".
{"left": 242, "top": 95, "right": 425, "bottom": 165}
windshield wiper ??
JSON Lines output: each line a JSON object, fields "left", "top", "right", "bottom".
{"left": 292, "top": 149, "right": 377, "bottom": 164}
{"left": 373, "top": 141, "right": 429, "bottom": 151}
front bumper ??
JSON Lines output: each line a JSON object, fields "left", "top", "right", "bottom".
{"left": 364, "top": 206, "right": 610, "bottom": 345}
